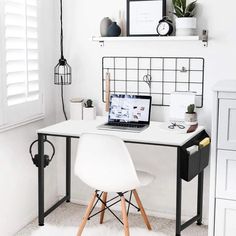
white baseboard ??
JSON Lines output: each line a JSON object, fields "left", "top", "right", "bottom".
{"left": 70, "top": 198, "right": 208, "bottom": 225}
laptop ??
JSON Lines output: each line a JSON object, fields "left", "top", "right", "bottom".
{"left": 98, "top": 94, "right": 152, "bottom": 132}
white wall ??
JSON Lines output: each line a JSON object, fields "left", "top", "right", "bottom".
{"left": 57, "top": 0, "right": 236, "bottom": 225}
{"left": 0, "top": 0, "right": 58, "bottom": 235}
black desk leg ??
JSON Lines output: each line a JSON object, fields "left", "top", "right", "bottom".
{"left": 38, "top": 134, "right": 45, "bottom": 226}
{"left": 197, "top": 171, "right": 204, "bottom": 225}
{"left": 66, "top": 137, "right": 71, "bottom": 202}
{"left": 176, "top": 147, "right": 182, "bottom": 236}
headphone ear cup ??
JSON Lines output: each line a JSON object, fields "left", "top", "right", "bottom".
{"left": 44, "top": 155, "right": 50, "bottom": 167}
{"left": 33, "top": 154, "right": 50, "bottom": 168}
{"left": 34, "top": 154, "right": 43, "bottom": 167}
{"left": 33, "top": 154, "right": 39, "bottom": 167}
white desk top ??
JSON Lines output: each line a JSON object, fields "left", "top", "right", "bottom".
{"left": 37, "top": 117, "right": 205, "bottom": 147}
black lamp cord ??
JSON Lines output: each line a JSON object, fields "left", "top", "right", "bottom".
{"left": 60, "top": 0, "right": 64, "bottom": 59}
{"left": 60, "top": 0, "right": 67, "bottom": 120}
{"left": 61, "top": 76, "right": 68, "bottom": 120}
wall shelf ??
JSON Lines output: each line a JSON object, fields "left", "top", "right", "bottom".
{"left": 92, "top": 30, "right": 208, "bottom": 47}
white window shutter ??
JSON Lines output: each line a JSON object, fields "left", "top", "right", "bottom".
{"left": 1, "top": 0, "right": 44, "bottom": 128}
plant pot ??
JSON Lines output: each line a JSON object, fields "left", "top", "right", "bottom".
{"left": 83, "top": 107, "right": 96, "bottom": 120}
{"left": 185, "top": 112, "right": 198, "bottom": 125}
{"left": 175, "top": 17, "right": 197, "bottom": 36}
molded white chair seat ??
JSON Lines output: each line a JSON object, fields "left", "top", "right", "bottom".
{"left": 136, "top": 170, "right": 155, "bottom": 187}
{"left": 75, "top": 133, "right": 155, "bottom": 236}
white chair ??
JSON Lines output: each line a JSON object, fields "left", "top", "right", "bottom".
{"left": 74, "top": 133, "right": 155, "bottom": 236}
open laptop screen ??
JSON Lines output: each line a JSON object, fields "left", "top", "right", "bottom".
{"left": 108, "top": 94, "right": 152, "bottom": 124}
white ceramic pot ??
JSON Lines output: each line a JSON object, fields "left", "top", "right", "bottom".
{"left": 185, "top": 112, "right": 198, "bottom": 125}
{"left": 83, "top": 107, "right": 96, "bottom": 120}
{"left": 175, "top": 17, "right": 197, "bottom": 36}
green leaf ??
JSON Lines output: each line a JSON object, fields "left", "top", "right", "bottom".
{"left": 173, "top": 0, "right": 182, "bottom": 9}
{"left": 175, "top": 0, "right": 183, "bottom": 8}
{"left": 186, "top": 1, "right": 197, "bottom": 14}
{"left": 182, "top": 0, "right": 187, "bottom": 13}
{"left": 174, "top": 5, "right": 184, "bottom": 17}
{"left": 173, "top": 12, "right": 182, "bottom": 17}
{"left": 184, "top": 12, "right": 191, "bottom": 17}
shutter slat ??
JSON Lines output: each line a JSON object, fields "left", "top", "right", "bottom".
{"left": 7, "top": 82, "right": 25, "bottom": 87}
{"left": 5, "top": 0, "right": 39, "bottom": 106}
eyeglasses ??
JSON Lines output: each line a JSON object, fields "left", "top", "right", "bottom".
{"left": 168, "top": 122, "right": 185, "bottom": 130}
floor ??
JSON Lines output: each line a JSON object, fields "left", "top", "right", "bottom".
{"left": 16, "top": 203, "right": 208, "bottom": 236}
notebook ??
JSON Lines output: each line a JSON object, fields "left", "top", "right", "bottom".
{"left": 97, "top": 94, "right": 152, "bottom": 132}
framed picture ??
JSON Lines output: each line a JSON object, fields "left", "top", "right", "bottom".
{"left": 127, "top": 0, "right": 166, "bottom": 36}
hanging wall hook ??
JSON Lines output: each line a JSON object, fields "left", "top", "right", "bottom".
{"left": 202, "top": 30, "right": 208, "bottom": 47}
{"left": 180, "top": 67, "right": 187, "bottom": 73}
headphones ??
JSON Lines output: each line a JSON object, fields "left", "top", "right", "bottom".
{"left": 29, "top": 139, "right": 55, "bottom": 168}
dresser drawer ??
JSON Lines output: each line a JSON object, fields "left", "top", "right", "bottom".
{"left": 216, "top": 150, "right": 236, "bottom": 200}
{"left": 218, "top": 99, "right": 236, "bottom": 150}
{"left": 215, "top": 199, "right": 236, "bottom": 236}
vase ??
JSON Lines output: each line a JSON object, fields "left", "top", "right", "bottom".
{"left": 175, "top": 17, "right": 197, "bottom": 36}
{"left": 100, "top": 17, "right": 112, "bottom": 37}
{"left": 107, "top": 22, "right": 121, "bottom": 37}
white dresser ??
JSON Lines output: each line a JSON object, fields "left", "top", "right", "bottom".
{"left": 209, "top": 80, "right": 236, "bottom": 236}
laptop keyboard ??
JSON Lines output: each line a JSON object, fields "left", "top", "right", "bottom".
{"left": 107, "top": 123, "right": 146, "bottom": 128}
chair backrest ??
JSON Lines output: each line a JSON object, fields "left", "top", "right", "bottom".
{"left": 74, "top": 133, "right": 140, "bottom": 192}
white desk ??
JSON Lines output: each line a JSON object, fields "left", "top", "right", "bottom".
{"left": 38, "top": 116, "right": 204, "bottom": 147}
{"left": 37, "top": 117, "right": 208, "bottom": 236}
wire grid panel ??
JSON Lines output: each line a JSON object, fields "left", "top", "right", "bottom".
{"left": 102, "top": 57, "right": 205, "bottom": 108}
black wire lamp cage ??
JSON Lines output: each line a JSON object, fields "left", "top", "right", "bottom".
{"left": 54, "top": 0, "right": 72, "bottom": 85}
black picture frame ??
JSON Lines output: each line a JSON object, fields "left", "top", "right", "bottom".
{"left": 127, "top": 0, "right": 166, "bottom": 36}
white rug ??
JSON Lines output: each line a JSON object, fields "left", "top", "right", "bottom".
{"left": 31, "top": 224, "right": 167, "bottom": 236}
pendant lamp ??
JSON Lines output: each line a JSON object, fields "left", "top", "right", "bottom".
{"left": 54, "top": 0, "right": 72, "bottom": 85}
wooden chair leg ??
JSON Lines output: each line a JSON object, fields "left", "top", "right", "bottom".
{"left": 121, "top": 195, "right": 130, "bottom": 236}
{"left": 133, "top": 189, "right": 152, "bottom": 230}
{"left": 100, "top": 192, "right": 108, "bottom": 224}
{"left": 76, "top": 192, "right": 97, "bottom": 236}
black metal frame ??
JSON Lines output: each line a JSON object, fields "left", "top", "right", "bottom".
{"left": 102, "top": 56, "right": 205, "bottom": 108}
{"left": 38, "top": 135, "right": 71, "bottom": 225}
{"left": 127, "top": 0, "right": 166, "bottom": 36}
{"left": 37, "top": 130, "right": 208, "bottom": 235}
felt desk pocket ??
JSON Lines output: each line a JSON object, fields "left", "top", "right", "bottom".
{"left": 180, "top": 143, "right": 210, "bottom": 182}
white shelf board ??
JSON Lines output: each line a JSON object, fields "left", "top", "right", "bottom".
{"left": 92, "top": 35, "right": 201, "bottom": 43}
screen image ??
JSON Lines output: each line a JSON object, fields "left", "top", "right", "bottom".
{"left": 109, "top": 95, "right": 151, "bottom": 122}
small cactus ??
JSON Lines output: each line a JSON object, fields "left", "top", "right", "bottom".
{"left": 187, "top": 104, "right": 195, "bottom": 114}
{"left": 84, "top": 99, "right": 93, "bottom": 108}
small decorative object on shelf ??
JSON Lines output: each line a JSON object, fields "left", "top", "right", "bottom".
{"left": 107, "top": 22, "right": 121, "bottom": 37}
{"left": 185, "top": 104, "right": 198, "bottom": 125}
{"left": 156, "top": 16, "right": 174, "bottom": 36}
{"left": 83, "top": 99, "right": 96, "bottom": 120}
{"left": 118, "top": 10, "right": 126, "bottom": 36}
{"left": 100, "top": 17, "right": 112, "bottom": 37}
{"left": 172, "top": 0, "right": 197, "bottom": 36}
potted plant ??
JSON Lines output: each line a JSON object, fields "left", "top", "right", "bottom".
{"left": 83, "top": 99, "right": 96, "bottom": 120}
{"left": 185, "top": 104, "right": 198, "bottom": 125}
{"left": 172, "top": 0, "right": 197, "bottom": 36}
